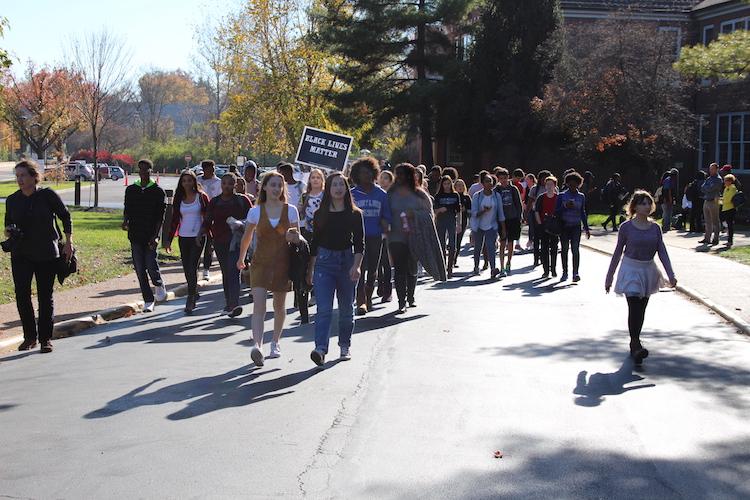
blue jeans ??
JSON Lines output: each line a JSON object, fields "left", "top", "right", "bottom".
{"left": 560, "top": 225, "right": 582, "bottom": 275}
{"left": 313, "top": 247, "right": 356, "bottom": 354}
{"left": 473, "top": 228, "right": 498, "bottom": 271}
{"left": 131, "top": 242, "right": 163, "bottom": 302}
{"left": 662, "top": 203, "right": 673, "bottom": 232}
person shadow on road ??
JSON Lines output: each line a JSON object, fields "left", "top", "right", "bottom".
{"left": 573, "top": 358, "right": 655, "bottom": 407}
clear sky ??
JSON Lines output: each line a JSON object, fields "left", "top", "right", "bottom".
{"left": 2, "top": 0, "right": 238, "bottom": 75}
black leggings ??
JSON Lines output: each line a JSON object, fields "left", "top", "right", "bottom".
{"left": 626, "top": 296, "right": 649, "bottom": 348}
{"left": 357, "top": 236, "right": 383, "bottom": 307}
{"left": 723, "top": 209, "right": 736, "bottom": 243}
{"left": 388, "top": 241, "right": 417, "bottom": 307}
{"left": 179, "top": 236, "right": 205, "bottom": 297}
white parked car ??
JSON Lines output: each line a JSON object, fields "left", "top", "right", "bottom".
{"left": 65, "top": 162, "right": 94, "bottom": 181}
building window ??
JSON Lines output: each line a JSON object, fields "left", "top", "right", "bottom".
{"left": 716, "top": 112, "right": 750, "bottom": 170}
{"left": 720, "top": 16, "right": 749, "bottom": 34}
{"left": 446, "top": 137, "right": 464, "bottom": 165}
{"left": 702, "top": 25, "right": 714, "bottom": 46}
{"left": 657, "top": 26, "right": 682, "bottom": 58}
{"left": 698, "top": 115, "right": 710, "bottom": 169}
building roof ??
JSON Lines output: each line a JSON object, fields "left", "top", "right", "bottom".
{"left": 561, "top": 1, "right": 699, "bottom": 13}
{"left": 691, "top": 0, "right": 735, "bottom": 11}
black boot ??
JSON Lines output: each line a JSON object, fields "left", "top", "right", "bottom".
{"left": 185, "top": 294, "right": 196, "bottom": 314}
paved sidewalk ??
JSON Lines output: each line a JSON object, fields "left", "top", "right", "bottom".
{"left": 0, "top": 262, "right": 186, "bottom": 353}
{"left": 582, "top": 227, "right": 750, "bottom": 330}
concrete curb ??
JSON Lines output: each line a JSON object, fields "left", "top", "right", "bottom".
{"left": 0, "top": 277, "right": 222, "bottom": 350}
{"left": 581, "top": 241, "right": 750, "bottom": 336}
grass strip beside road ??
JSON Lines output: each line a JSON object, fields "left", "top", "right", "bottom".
{"left": 0, "top": 180, "right": 82, "bottom": 198}
{"left": 0, "top": 205, "right": 179, "bottom": 305}
{"left": 719, "top": 245, "right": 750, "bottom": 266}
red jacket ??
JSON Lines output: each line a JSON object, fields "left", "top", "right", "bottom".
{"left": 168, "top": 192, "right": 211, "bottom": 243}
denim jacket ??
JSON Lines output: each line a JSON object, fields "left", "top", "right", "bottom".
{"left": 701, "top": 175, "right": 723, "bottom": 201}
{"left": 470, "top": 190, "right": 506, "bottom": 231}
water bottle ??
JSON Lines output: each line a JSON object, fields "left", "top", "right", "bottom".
{"left": 400, "top": 211, "right": 410, "bottom": 233}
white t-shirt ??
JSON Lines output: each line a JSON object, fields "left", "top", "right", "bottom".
{"left": 246, "top": 205, "right": 300, "bottom": 228}
{"left": 199, "top": 176, "right": 222, "bottom": 199}
{"left": 477, "top": 192, "right": 496, "bottom": 231}
{"left": 286, "top": 181, "right": 306, "bottom": 209}
{"left": 178, "top": 198, "right": 203, "bottom": 237}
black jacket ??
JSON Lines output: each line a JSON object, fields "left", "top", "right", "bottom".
{"left": 4, "top": 188, "right": 71, "bottom": 262}
{"left": 124, "top": 181, "right": 166, "bottom": 244}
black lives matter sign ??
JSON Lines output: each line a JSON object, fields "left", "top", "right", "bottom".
{"left": 295, "top": 126, "right": 353, "bottom": 171}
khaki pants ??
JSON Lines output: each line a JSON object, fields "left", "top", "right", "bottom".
{"left": 703, "top": 199, "right": 720, "bottom": 242}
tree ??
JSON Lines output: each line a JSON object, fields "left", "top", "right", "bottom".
{"left": 218, "top": 0, "right": 348, "bottom": 158}
{"left": 135, "top": 69, "right": 196, "bottom": 141}
{"left": 447, "top": 0, "right": 561, "bottom": 169}
{"left": 315, "top": 0, "right": 473, "bottom": 166}
{"left": 194, "top": 19, "right": 236, "bottom": 156}
{"left": 675, "top": 30, "right": 750, "bottom": 82}
{"left": 68, "top": 31, "right": 133, "bottom": 207}
{"left": 0, "top": 17, "right": 11, "bottom": 71}
{"left": 539, "top": 20, "right": 694, "bottom": 180}
{"left": 0, "top": 63, "right": 80, "bottom": 160}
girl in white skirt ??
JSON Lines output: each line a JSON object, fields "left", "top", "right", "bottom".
{"left": 605, "top": 190, "right": 677, "bottom": 366}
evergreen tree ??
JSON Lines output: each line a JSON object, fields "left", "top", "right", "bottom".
{"left": 315, "top": 0, "right": 473, "bottom": 165}
{"left": 448, "top": 0, "right": 561, "bottom": 169}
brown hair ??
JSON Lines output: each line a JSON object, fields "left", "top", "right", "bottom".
{"left": 174, "top": 169, "right": 205, "bottom": 206}
{"left": 258, "top": 171, "right": 287, "bottom": 204}
{"left": 306, "top": 168, "right": 326, "bottom": 194}
{"left": 313, "top": 172, "right": 361, "bottom": 233}
{"left": 15, "top": 160, "right": 41, "bottom": 184}
{"left": 436, "top": 175, "right": 455, "bottom": 195}
{"left": 545, "top": 175, "right": 558, "bottom": 186}
{"left": 627, "top": 190, "right": 656, "bottom": 218}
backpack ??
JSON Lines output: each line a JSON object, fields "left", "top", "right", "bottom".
{"left": 733, "top": 191, "right": 746, "bottom": 208}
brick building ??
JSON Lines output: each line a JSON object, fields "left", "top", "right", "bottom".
{"left": 429, "top": 0, "right": 749, "bottom": 183}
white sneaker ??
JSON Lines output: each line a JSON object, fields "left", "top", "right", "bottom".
{"left": 144, "top": 301, "right": 155, "bottom": 313}
{"left": 154, "top": 284, "right": 167, "bottom": 302}
{"left": 268, "top": 341, "right": 281, "bottom": 359}
{"left": 250, "top": 346, "right": 264, "bottom": 367}
{"left": 340, "top": 347, "right": 351, "bottom": 360}
{"left": 203, "top": 270, "right": 210, "bottom": 280}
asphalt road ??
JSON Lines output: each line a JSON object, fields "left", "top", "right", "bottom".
{"left": 59, "top": 176, "right": 180, "bottom": 209}
{"left": 1, "top": 247, "right": 748, "bottom": 499}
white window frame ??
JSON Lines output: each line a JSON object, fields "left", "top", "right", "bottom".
{"left": 698, "top": 114, "right": 710, "bottom": 170}
{"left": 720, "top": 16, "right": 749, "bottom": 34}
{"left": 715, "top": 112, "right": 750, "bottom": 171}
{"left": 658, "top": 26, "right": 682, "bottom": 58}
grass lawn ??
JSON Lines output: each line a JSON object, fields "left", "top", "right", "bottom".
{"left": 588, "top": 213, "right": 662, "bottom": 228}
{"left": 719, "top": 245, "right": 750, "bottom": 266}
{"left": 0, "top": 180, "right": 83, "bottom": 198}
{"left": 0, "top": 204, "right": 179, "bottom": 305}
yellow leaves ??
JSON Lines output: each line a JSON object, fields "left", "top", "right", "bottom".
{"left": 675, "top": 30, "right": 750, "bottom": 81}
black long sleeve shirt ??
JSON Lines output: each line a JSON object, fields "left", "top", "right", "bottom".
{"left": 123, "top": 181, "right": 166, "bottom": 244}
{"left": 309, "top": 209, "right": 365, "bottom": 256}
{"left": 5, "top": 187, "right": 72, "bottom": 262}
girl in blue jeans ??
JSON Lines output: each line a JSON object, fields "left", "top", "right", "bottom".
{"left": 306, "top": 173, "right": 365, "bottom": 366}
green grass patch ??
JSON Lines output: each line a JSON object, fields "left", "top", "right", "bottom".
{"left": 588, "top": 212, "right": 662, "bottom": 228}
{"left": 0, "top": 180, "right": 82, "bottom": 198}
{"left": 719, "top": 245, "right": 750, "bottom": 266}
{"left": 0, "top": 204, "right": 179, "bottom": 305}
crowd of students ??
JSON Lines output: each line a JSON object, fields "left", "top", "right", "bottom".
{"left": 5, "top": 158, "right": 686, "bottom": 368}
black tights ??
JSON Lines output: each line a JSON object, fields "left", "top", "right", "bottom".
{"left": 626, "top": 296, "right": 649, "bottom": 350}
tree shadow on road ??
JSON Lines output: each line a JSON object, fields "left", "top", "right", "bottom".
{"left": 572, "top": 357, "right": 655, "bottom": 407}
{"left": 354, "top": 435, "right": 750, "bottom": 499}
{"left": 84, "top": 364, "right": 324, "bottom": 420}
